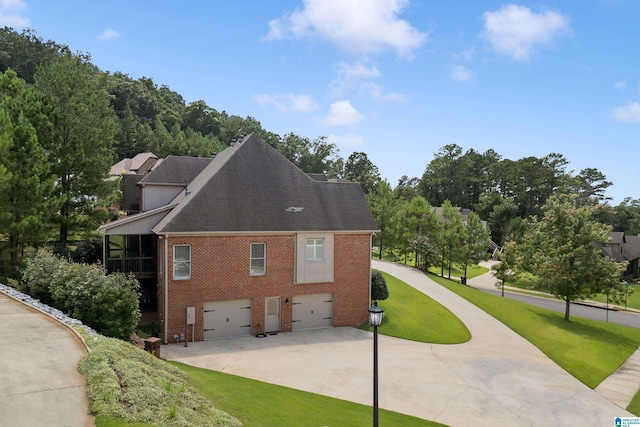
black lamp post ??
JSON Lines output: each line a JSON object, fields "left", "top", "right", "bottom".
{"left": 368, "top": 302, "right": 385, "bottom": 427}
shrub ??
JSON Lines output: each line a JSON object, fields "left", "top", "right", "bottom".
{"left": 371, "top": 269, "right": 389, "bottom": 302}
{"left": 21, "top": 249, "right": 141, "bottom": 339}
{"left": 18, "top": 248, "right": 68, "bottom": 305}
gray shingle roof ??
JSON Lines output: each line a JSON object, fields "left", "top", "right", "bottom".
{"left": 151, "top": 134, "right": 378, "bottom": 233}
{"left": 138, "top": 156, "right": 213, "bottom": 185}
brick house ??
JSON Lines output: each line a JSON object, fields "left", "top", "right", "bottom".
{"left": 98, "top": 134, "right": 378, "bottom": 343}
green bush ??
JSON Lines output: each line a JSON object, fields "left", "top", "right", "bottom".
{"left": 20, "top": 249, "right": 141, "bottom": 339}
{"left": 371, "top": 269, "right": 389, "bottom": 302}
{"left": 18, "top": 248, "right": 68, "bottom": 305}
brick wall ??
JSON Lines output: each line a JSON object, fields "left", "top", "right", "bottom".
{"left": 159, "top": 232, "right": 372, "bottom": 342}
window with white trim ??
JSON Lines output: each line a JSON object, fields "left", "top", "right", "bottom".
{"left": 173, "top": 244, "right": 191, "bottom": 280}
{"left": 306, "top": 238, "right": 324, "bottom": 261}
{"left": 250, "top": 243, "right": 266, "bottom": 276}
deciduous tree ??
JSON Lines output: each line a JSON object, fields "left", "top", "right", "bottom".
{"left": 517, "top": 196, "right": 625, "bottom": 320}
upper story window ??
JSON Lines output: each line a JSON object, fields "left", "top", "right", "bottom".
{"left": 306, "top": 238, "right": 324, "bottom": 261}
{"left": 173, "top": 244, "right": 191, "bottom": 280}
{"left": 251, "top": 243, "right": 266, "bottom": 276}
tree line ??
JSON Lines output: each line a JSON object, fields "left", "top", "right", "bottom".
{"left": 1, "top": 26, "right": 639, "bottom": 286}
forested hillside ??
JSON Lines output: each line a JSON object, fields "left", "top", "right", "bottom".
{"left": 1, "top": 26, "right": 639, "bottom": 281}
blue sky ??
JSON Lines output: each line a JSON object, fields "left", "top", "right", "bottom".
{"left": 3, "top": 0, "right": 640, "bottom": 204}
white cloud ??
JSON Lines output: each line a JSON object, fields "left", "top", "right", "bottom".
{"left": 615, "top": 80, "right": 626, "bottom": 90}
{"left": 323, "top": 100, "right": 364, "bottom": 126}
{"left": 480, "top": 4, "right": 569, "bottom": 61}
{"left": 329, "top": 61, "right": 380, "bottom": 97}
{"left": 328, "top": 60, "right": 404, "bottom": 101}
{"left": 0, "top": 0, "right": 29, "bottom": 28}
{"left": 452, "top": 47, "right": 475, "bottom": 61}
{"left": 451, "top": 65, "right": 475, "bottom": 82}
{"left": 359, "top": 82, "right": 405, "bottom": 101}
{"left": 612, "top": 102, "right": 640, "bottom": 123}
{"left": 327, "top": 132, "right": 365, "bottom": 149}
{"left": 254, "top": 93, "right": 318, "bottom": 113}
{"left": 98, "top": 28, "right": 120, "bottom": 41}
{"left": 265, "top": 0, "right": 428, "bottom": 57}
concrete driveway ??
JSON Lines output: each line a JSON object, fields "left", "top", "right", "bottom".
{"left": 0, "top": 292, "right": 93, "bottom": 427}
{"left": 163, "top": 260, "right": 633, "bottom": 426}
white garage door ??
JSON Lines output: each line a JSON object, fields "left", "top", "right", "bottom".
{"left": 292, "top": 293, "right": 333, "bottom": 331}
{"left": 203, "top": 299, "right": 252, "bottom": 339}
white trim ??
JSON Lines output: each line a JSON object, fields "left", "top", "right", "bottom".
{"left": 98, "top": 204, "right": 176, "bottom": 232}
{"left": 163, "top": 235, "right": 169, "bottom": 344}
{"left": 250, "top": 242, "right": 266, "bottom": 276}
{"left": 150, "top": 230, "right": 378, "bottom": 237}
{"left": 173, "top": 244, "right": 192, "bottom": 280}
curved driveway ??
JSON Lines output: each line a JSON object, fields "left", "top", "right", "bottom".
{"left": 163, "top": 260, "right": 632, "bottom": 426}
{"left": 0, "top": 292, "right": 93, "bottom": 427}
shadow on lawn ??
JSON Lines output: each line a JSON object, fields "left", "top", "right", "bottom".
{"left": 531, "top": 309, "right": 637, "bottom": 349}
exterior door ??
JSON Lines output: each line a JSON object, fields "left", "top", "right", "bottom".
{"left": 264, "top": 297, "right": 280, "bottom": 333}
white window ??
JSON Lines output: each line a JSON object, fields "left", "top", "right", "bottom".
{"left": 173, "top": 244, "right": 191, "bottom": 280}
{"left": 251, "top": 243, "right": 266, "bottom": 276}
{"left": 306, "top": 238, "right": 324, "bottom": 261}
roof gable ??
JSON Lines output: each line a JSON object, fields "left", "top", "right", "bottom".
{"left": 152, "top": 134, "right": 377, "bottom": 233}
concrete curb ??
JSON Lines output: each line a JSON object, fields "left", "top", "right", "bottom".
{"left": 0, "top": 289, "right": 91, "bottom": 353}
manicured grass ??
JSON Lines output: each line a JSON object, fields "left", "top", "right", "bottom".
{"left": 589, "top": 283, "right": 640, "bottom": 311}
{"left": 628, "top": 390, "right": 640, "bottom": 415}
{"left": 427, "top": 264, "right": 488, "bottom": 280}
{"left": 360, "top": 272, "right": 471, "bottom": 344}
{"left": 376, "top": 252, "right": 488, "bottom": 280}
{"left": 428, "top": 273, "right": 640, "bottom": 389}
{"left": 171, "top": 362, "right": 446, "bottom": 427}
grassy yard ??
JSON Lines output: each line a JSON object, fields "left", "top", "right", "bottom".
{"left": 428, "top": 273, "right": 640, "bottom": 390}
{"left": 588, "top": 283, "right": 640, "bottom": 311}
{"left": 172, "top": 362, "right": 445, "bottom": 427}
{"left": 360, "top": 272, "right": 471, "bottom": 344}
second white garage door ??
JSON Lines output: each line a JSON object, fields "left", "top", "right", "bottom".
{"left": 203, "top": 299, "right": 252, "bottom": 339}
{"left": 292, "top": 293, "right": 333, "bottom": 330}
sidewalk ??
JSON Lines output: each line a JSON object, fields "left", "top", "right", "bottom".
{"left": 0, "top": 292, "right": 93, "bottom": 427}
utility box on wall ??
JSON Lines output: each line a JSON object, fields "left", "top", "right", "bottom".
{"left": 186, "top": 306, "right": 195, "bottom": 325}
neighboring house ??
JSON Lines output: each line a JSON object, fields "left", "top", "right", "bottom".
{"left": 109, "top": 152, "right": 160, "bottom": 214}
{"left": 109, "top": 152, "right": 158, "bottom": 179}
{"left": 599, "top": 231, "right": 640, "bottom": 278}
{"left": 98, "top": 134, "right": 378, "bottom": 343}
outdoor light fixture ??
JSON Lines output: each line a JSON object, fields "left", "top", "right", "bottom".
{"left": 368, "top": 303, "right": 384, "bottom": 427}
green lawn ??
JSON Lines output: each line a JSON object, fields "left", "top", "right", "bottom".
{"left": 172, "top": 362, "right": 446, "bottom": 427}
{"left": 427, "top": 263, "right": 488, "bottom": 280}
{"left": 428, "top": 273, "right": 640, "bottom": 389}
{"left": 360, "top": 272, "right": 471, "bottom": 344}
{"left": 629, "top": 390, "right": 640, "bottom": 416}
{"left": 589, "top": 283, "right": 640, "bottom": 311}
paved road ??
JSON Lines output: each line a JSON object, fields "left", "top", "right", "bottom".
{"left": 468, "top": 261, "right": 640, "bottom": 329}
{"left": 482, "top": 287, "right": 640, "bottom": 328}
{"left": 0, "top": 292, "right": 93, "bottom": 427}
{"left": 165, "top": 260, "right": 633, "bottom": 426}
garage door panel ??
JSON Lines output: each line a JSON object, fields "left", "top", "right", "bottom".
{"left": 203, "top": 299, "right": 252, "bottom": 339}
{"left": 292, "top": 293, "right": 333, "bottom": 331}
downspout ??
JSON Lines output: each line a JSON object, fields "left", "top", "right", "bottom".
{"left": 369, "top": 232, "right": 375, "bottom": 305}
{"left": 164, "top": 234, "right": 169, "bottom": 344}
{"left": 103, "top": 234, "right": 107, "bottom": 268}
